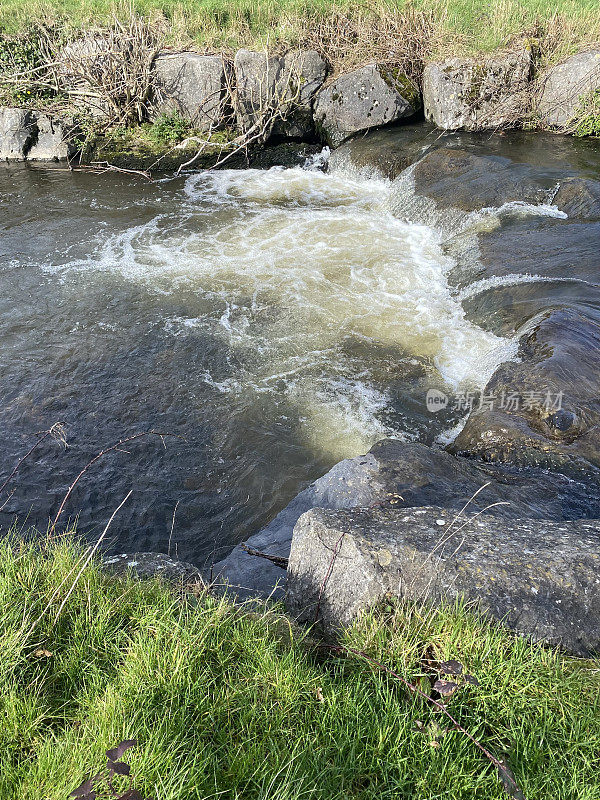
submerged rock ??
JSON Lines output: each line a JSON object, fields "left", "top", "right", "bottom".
{"left": 554, "top": 177, "right": 600, "bottom": 220}
{"left": 423, "top": 50, "right": 531, "bottom": 131}
{"left": 536, "top": 50, "right": 600, "bottom": 129}
{"left": 286, "top": 505, "right": 600, "bottom": 656}
{"left": 247, "top": 141, "right": 322, "bottom": 169}
{"left": 446, "top": 213, "right": 600, "bottom": 334}
{"left": 103, "top": 551, "right": 202, "bottom": 583}
{"left": 152, "top": 52, "right": 227, "bottom": 129}
{"left": 330, "top": 121, "right": 439, "bottom": 179}
{"left": 410, "top": 146, "right": 546, "bottom": 211}
{"left": 449, "top": 309, "right": 600, "bottom": 471}
{"left": 313, "top": 64, "right": 420, "bottom": 147}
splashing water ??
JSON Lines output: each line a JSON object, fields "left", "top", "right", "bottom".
{"left": 50, "top": 164, "right": 517, "bottom": 458}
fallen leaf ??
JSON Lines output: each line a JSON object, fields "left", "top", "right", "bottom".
{"left": 463, "top": 674, "right": 480, "bottom": 686}
{"left": 69, "top": 777, "right": 95, "bottom": 798}
{"left": 438, "top": 659, "right": 463, "bottom": 676}
{"left": 108, "top": 761, "right": 131, "bottom": 776}
{"left": 33, "top": 649, "right": 53, "bottom": 658}
{"left": 433, "top": 679, "right": 459, "bottom": 698}
{"left": 315, "top": 687, "right": 324, "bottom": 703}
{"left": 429, "top": 740, "right": 440, "bottom": 749}
{"left": 106, "top": 740, "right": 137, "bottom": 762}
{"left": 497, "top": 759, "right": 526, "bottom": 800}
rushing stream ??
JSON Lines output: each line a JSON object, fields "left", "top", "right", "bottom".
{"left": 1, "top": 126, "right": 598, "bottom": 565}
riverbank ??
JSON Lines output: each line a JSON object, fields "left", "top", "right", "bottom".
{"left": 2, "top": 121, "right": 600, "bottom": 650}
{"left": 0, "top": 3, "right": 599, "bottom": 170}
{"left": 2, "top": 535, "right": 599, "bottom": 799}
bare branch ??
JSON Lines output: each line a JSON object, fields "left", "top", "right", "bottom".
{"left": 49, "top": 431, "right": 175, "bottom": 535}
{"left": 0, "top": 423, "right": 67, "bottom": 499}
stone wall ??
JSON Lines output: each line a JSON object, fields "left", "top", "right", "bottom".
{"left": 3, "top": 45, "right": 597, "bottom": 162}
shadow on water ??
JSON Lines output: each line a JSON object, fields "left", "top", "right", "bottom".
{"left": 0, "top": 261, "right": 336, "bottom": 565}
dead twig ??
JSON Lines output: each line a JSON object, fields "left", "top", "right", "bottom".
{"left": 241, "top": 544, "right": 288, "bottom": 570}
{"left": 0, "top": 423, "right": 67, "bottom": 499}
{"left": 324, "top": 644, "right": 525, "bottom": 800}
{"left": 175, "top": 47, "right": 305, "bottom": 176}
{"left": 49, "top": 430, "right": 175, "bottom": 535}
{"left": 86, "top": 160, "right": 153, "bottom": 180}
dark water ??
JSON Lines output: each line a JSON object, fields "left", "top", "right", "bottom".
{"left": 1, "top": 127, "right": 599, "bottom": 564}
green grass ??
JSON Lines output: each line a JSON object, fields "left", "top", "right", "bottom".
{"left": 87, "top": 122, "right": 236, "bottom": 170}
{"left": 566, "top": 88, "right": 600, "bottom": 136}
{"left": 0, "top": 0, "right": 599, "bottom": 57}
{"left": 1, "top": 535, "right": 599, "bottom": 799}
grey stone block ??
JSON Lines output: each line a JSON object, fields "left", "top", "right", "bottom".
{"left": 314, "top": 64, "right": 420, "bottom": 147}
{"left": 536, "top": 50, "right": 600, "bottom": 129}
{"left": 152, "top": 52, "right": 227, "bottom": 129}
{"left": 287, "top": 505, "right": 600, "bottom": 655}
{"left": 423, "top": 51, "right": 531, "bottom": 130}
{"left": 0, "top": 108, "right": 36, "bottom": 160}
{"left": 234, "top": 49, "right": 327, "bottom": 138}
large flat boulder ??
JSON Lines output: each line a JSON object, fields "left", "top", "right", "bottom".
{"left": 234, "top": 49, "right": 327, "bottom": 139}
{"left": 536, "top": 50, "right": 600, "bottom": 129}
{"left": 446, "top": 214, "right": 600, "bottom": 333}
{"left": 554, "top": 177, "right": 600, "bottom": 220}
{"left": 212, "top": 439, "right": 600, "bottom": 599}
{"left": 0, "top": 108, "right": 36, "bottom": 160}
{"left": 423, "top": 50, "right": 531, "bottom": 131}
{"left": 152, "top": 52, "right": 227, "bottom": 129}
{"left": 409, "top": 146, "right": 546, "bottom": 211}
{"left": 286, "top": 505, "right": 600, "bottom": 655}
{"left": 313, "top": 64, "right": 420, "bottom": 147}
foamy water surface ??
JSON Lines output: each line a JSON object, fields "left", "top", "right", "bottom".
{"left": 48, "top": 160, "right": 519, "bottom": 455}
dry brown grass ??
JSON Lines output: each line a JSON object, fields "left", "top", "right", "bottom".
{"left": 297, "top": 6, "right": 443, "bottom": 86}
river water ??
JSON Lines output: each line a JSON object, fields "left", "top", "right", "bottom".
{"left": 0, "top": 128, "right": 597, "bottom": 564}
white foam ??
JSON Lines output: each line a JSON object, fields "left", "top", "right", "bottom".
{"left": 46, "top": 163, "right": 522, "bottom": 455}
{"left": 473, "top": 200, "right": 568, "bottom": 222}
{"left": 304, "top": 147, "right": 330, "bottom": 170}
{"left": 458, "top": 273, "right": 554, "bottom": 301}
